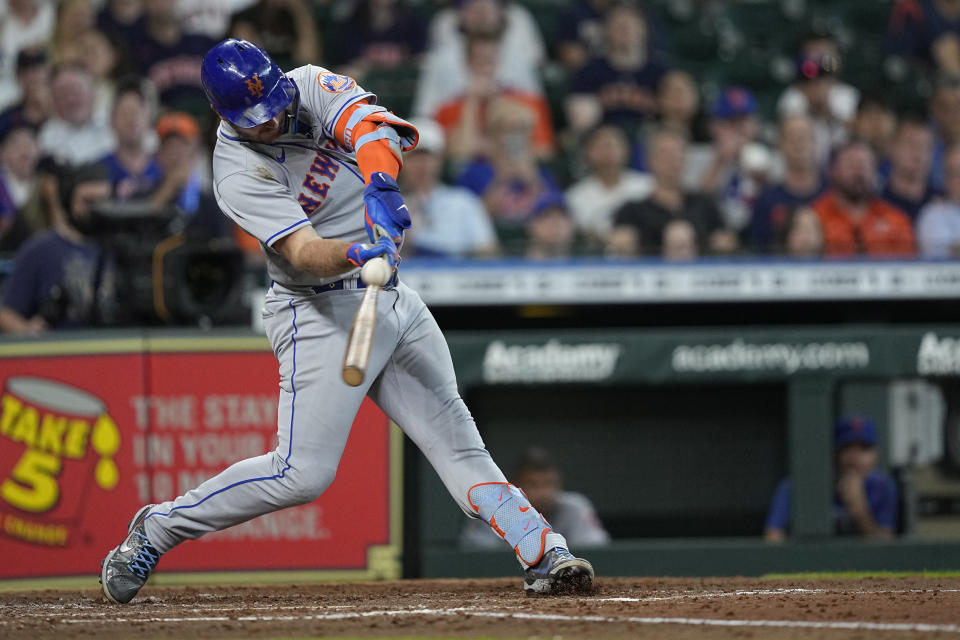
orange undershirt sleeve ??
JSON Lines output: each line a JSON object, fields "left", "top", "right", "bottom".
{"left": 334, "top": 101, "right": 402, "bottom": 184}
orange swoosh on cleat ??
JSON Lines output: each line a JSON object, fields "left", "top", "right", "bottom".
{"left": 519, "top": 506, "right": 530, "bottom": 512}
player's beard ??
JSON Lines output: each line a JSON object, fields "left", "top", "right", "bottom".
{"left": 237, "top": 113, "right": 285, "bottom": 144}
{"left": 254, "top": 115, "right": 284, "bottom": 143}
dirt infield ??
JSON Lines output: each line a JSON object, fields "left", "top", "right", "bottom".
{"left": 3, "top": 576, "right": 960, "bottom": 639}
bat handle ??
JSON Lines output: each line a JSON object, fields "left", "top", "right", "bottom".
{"left": 342, "top": 283, "right": 382, "bottom": 387}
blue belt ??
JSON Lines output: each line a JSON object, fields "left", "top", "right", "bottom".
{"left": 272, "top": 274, "right": 398, "bottom": 295}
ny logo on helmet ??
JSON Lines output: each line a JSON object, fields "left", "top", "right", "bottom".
{"left": 245, "top": 74, "right": 264, "bottom": 98}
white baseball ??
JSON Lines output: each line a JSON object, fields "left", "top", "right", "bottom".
{"left": 360, "top": 256, "right": 392, "bottom": 286}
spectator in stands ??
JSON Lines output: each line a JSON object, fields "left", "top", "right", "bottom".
{"left": 556, "top": 0, "right": 613, "bottom": 72}
{"left": 456, "top": 97, "right": 562, "bottom": 227}
{"left": 778, "top": 34, "right": 859, "bottom": 166}
{"left": 49, "top": 0, "right": 96, "bottom": 64}
{"left": 689, "top": 87, "right": 770, "bottom": 234}
{"left": 556, "top": 0, "right": 666, "bottom": 73}
{"left": 852, "top": 96, "right": 897, "bottom": 179}
{"left": 413, "top": 0, "right": 545, "bottom": 118}
{"left": 661, "top": 219, "right": 698, "bottom": 261}
{"left": 917, "top": 143, "right": 960, "bottom": 257}
{"left": 525, "top": 192, "right": 579, "bottom": 260}
{"left": 151, "top": 111, "right": 231, "bottom": 239}
{"left": 656, "top": 70, "right": 708, "bottom": 144}
{"left": 0, "top": 48, "right": 53, "bottom": 139}
{"left": 97, "top": 0, "right": 146, "bottom": 52}
{"left": 881, "top": 116, "right": 938, "bottom": 220}
{"left": 608, "top": 127, "right": 735, "bottom": 257}
{"left": 100, "top": 80, "right": 162, "bottom": 201}
{"left": 149, "top": 111, "right": 216, "bottom": 233}
{"left": 434, "top": 34, "right": 555, "bottom": 165}
{"left": 0, "top": 161, "right": 115, "bottom": 334}
{"left": 0, "top": 125, "right": 43, "bottom": 252}
{"left": 930, "top": 75, "right": 960, "bottom": 192}
{"left": 776, "top": 205, "right": 824, "bottom": 259}
{"left": 38, "top": 64, "right": 114, "bottom": 166}
{"left": 765, "top": 416, "right": 898, "bottom": 541}
{"left": 131, "top": 0, "right": 215, "bottom": 114}
{"left": 0, "top": 0, "right": 55, "bottom": 112}
{"left": 555, "top": 0, "right": 667, "bottom": 73}
{"left": 397, "top": 118, "right": 498, "bottom": 258}
{"left": 67, "top": 29, "right": 121, "bottom": 122}
{"left": 887, "top": 0, "right": 960, "bottom": 75}
{"left": 630, "top": 69, "right": 709, "bottom": 173}
{"left": 565, "top": 2, "right": 668, "bottom": 135}
{"left": 177, "top": 0, "right": 258, "bottom": 40}
{"left": 230, "top": 0, "right": 320, "bottom": 71}
{"left": 750, "top": 115, "right": 825, "bottom": 253}
{"left": 566, "top": 124, "right": 652, "bottom": 248}
{"left": 460, "top": 446, "right": 610, "bottom": 549}
{"left": 335, "top": 0, "right": 427, "bottom": 79}
{"left": 812, "top": 141, "right": 915, "bottom": 257}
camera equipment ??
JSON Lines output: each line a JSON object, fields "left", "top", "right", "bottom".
{"left": 88, "top": 201, "right": 246, "bottom": 326}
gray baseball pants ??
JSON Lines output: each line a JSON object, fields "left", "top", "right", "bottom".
{"left": 142, "top": 282, "right": 507, "bottom": 553}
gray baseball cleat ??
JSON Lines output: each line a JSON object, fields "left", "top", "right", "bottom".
{"left": 523, "top": 544, "right": 595, "bottom": 596}
{"left": 99, "top": 504, "right": 161, "bottom": 604}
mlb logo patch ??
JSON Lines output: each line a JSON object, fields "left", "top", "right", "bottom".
{"left": 317, "top": 72, "right": 356, "bottom": 93}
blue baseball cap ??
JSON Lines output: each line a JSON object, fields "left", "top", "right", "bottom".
{"left": 834, "top": 416, "right": 877, "bottom": 448}
{"left": 712, "top": 86, "right": 757, "bottom": 119}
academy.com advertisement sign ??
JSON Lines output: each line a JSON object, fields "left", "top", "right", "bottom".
{"left": 453, "top": 326, "right": 960, "bottom": 387}
{"left": 0, "top": 342, "right": 398, "bottom": 579}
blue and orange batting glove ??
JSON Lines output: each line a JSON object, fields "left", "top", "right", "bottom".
{"left": 346, "top": 235, "right": 399, "bottom": 269}
{"left": 363, "top": 172, "right": 410, "bottom": 245}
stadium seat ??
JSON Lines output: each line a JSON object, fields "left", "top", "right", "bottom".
{"left": 515, "top": 0, "right": 566, "bottom": 44}
{"left": 669, "top": 20, "right": 721, "bottom": 64}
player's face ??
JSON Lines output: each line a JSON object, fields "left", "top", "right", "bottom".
{"left": 231, "top": 112, "right": 286, "bottom": 144}
{"left": 836, "top": 443, "right": 877, "bottom": 477}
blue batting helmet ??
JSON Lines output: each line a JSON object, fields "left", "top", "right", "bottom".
{"left": 201, "top": 39, "right": 297, "bottom": 129}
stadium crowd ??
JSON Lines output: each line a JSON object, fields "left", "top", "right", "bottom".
{"left": 0, "top": 0, "right": 958, "bottom": 331}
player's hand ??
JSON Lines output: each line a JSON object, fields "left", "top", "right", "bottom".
{"left": 837, "top": 471, "right": 868, "bottom": 513}
{"left": 345, "top": 235, "right": 399, "bottom": 269}
{"left": 363, "top": 172, "right": 411, "bottom": 245}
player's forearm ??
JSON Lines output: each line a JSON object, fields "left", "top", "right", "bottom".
{"left": 285, "top": 237, "right": 356, "bottom": 278}
{"left": 0, "top": 307, "right": 46, "bottom": 335}
{"left": 847, "top": 503, "right": 891, "bottom": 538}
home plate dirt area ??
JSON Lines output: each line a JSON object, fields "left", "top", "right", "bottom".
{"left": 3, "top": 577, "right": 960, "bottom": 639}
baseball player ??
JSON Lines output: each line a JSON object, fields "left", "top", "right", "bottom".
{"left": 100, "top": 39, "right": 593, "bottom": 602}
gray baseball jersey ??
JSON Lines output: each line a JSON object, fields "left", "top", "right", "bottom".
{"left": 139, "top": 66, "right": 570, "bottom": 570}
{"left": 212, "top": 64, "right": 373, "bottom": 287}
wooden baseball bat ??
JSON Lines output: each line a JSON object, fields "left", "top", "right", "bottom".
{"left": 341, "top": 257, "right": 389, "bottom": 386}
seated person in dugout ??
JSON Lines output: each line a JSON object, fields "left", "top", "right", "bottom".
{"left": 460, "top": 446, "right": 611, "bottom": 549}
{"left": 764, "top": 416, "right": 898, "bottom": 542}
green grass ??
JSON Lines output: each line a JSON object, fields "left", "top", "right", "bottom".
{"left": 763, "top": 570, "right": 960, "bottom": 579}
